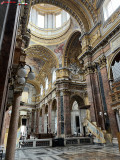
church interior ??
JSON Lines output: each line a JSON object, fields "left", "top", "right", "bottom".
{"left": 0, "top": 0, "right": 120, "bottom": 159}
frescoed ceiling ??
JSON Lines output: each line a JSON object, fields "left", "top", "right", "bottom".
{"left": 25, "top": 45, "right": 59, "bottom": 86}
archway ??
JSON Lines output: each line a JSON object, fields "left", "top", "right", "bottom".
{"left": 108, "top": 52, "right": 120, "bottom": 131}
{"left": 70, "top": 95, "right": 87, "bottom": 136}
{"left": 110, "top": 52, "right": 120, "bottom": 82}
{"left": 63, "top": 31, "right": 82, "bottom": 68}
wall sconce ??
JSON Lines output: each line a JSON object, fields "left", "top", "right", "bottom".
{"left": 17, "top": 64, "right": 35, "bottom": 84}
{"left": 99, "top": 112, "right": 102, "bottom": 116}
{"left": 104, "top": 112, "right": 107, "bottom": 116}
{"left": 99, "top": 111, "right": 107, "bottom": 116}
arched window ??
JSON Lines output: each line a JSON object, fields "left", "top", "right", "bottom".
{"left": 56, "top": 14, "right": 61, "bottom": 28}
{"left": 21, "top": 92, "right": 28, "bottom": 103}
{"left": 103, "top": 0, "right": 120, "bottom": 21}
{"left": 111, "top": 53, "right": 120, "bottom": 82}
{"left": 52, "top": 69, "right": 56, "bottom": 83}
{"left": 38, "top": 14, "right": 44, "bottom": 28}
{"left": 40, "top": 85, "right": 43, "bottom": 95}
{"left": 45, "top": 77, "right": 48, "bottom": 90}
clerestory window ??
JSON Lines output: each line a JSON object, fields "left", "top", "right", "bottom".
{"left": 103, "top": 0, "right": 120, "bottom": 21}
{"left": 38, "top": 14, "right": 45, "bottom": 28}
{"left": 56, "top": 14, "right": 61, "bottom": 28}
{"left": 45, "top": 78, "right": 49, "bottom": 90}
{"left": 40, "top": 85, "right": 43, "bottom": 95}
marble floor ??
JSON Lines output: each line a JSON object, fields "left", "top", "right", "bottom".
{"left": 15, "top": 145, "right": 120, "bottom": 160}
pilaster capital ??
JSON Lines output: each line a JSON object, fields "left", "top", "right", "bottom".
{"left": 56, "top": 90, "right": 60, "bottom": 97}
{"left": 62, "top": 89, "right": 71, "bottom": 96}
{"left": 48, "top": 99, "right": 52, "bottom": 105}
{"left": 98, "top": 55, "right": 106, "bottom": 69}
{"left": 85, "top": 63, "right": 95, "bottom": 75}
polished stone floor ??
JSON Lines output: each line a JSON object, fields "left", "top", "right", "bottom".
{"left": 15, "top": 145, "right": 120, "bottom": 160}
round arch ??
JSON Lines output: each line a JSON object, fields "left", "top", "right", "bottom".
{"left": 31, "top": 0, "right": 97, "bottom": 32}
{"left": 63, "top": 30, "right": 81, "bottom": 67}
{"left": 25, "top": 45, "right": 59, "bottom": 90}
{"left": 27, "top": 80, "right": 40, "bottom": 95}
{"left": 40, "top": 109, "right": 42, "bottom": 116}
{"left": 45, "top": 105, "right": 48, "bottom": 114}
{"left": 25, "top": 44, "right": 59, "bottom": 68}
{"left": 52, "top": 99, "right": 57, "bottom": 111}
{"left": 108, "top": 50, "right": 120, "bottom": 80}
{"left": 70, "top": 94, "right": 85, "bottom": 111}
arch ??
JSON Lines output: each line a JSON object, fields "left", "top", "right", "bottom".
{"left": 27, "top": 80, "right": 40, "bottom": 95}
{"left": 52, "top": 99, "right": 57, "bottom": 111}
{"left": 108, "top": 50, "right": 120, "bottom": 80}
{"left": 25, "top": 45, "right": 59, "bottom": 90}
{"left": 63, "top": 30, "right": 81, "bottom": 67}
{"left": 40, "top": 109, "right": 42, "bottom": 116}
{"left": 70, "top": 94, "right": 85, "bottom": 111}
{"left": 25, "top": 44, "right": 59, "bottom": 68}
{"left": 31, "top": 0, "right": 96, "bottom": 32}
{"left": 45, "top": 105, "right": 48, "bottom": 114}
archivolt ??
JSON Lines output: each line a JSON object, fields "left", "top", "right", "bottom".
{"left": 31, "top": 0, "right": 95, "bottom": 32}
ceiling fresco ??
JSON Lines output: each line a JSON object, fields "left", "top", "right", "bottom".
{"left": 25, "top": 56, "right": 45, "bottom": 74}
{"left": 25, "top": 45, "right": 59, "bottom": 85}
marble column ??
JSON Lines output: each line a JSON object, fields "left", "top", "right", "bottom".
{"left": 35, "top": 109, "right": 40, "bottom": 134}
{"left": 41, "top": 106, "right": 45, "bottom": 133}
{"left": 48, "top": 100, "right": 52, "bottom": 133}
{"left": 56, "top": 90, "right": 61, "bottom": 137}
{"left": 85, "top": 65, "right": 97, "bottom": 122}
{"left": 5, "top": 91, "right": 21, "bottom": 160}
{"left": 63, "top": 90, "right": 71, "bottom": 136}
{"left": 100, "top": 56, "right": 118, "bottom": 137}
{"left": 94, "top": 66, "right": 106, "bottom": 130}
{"left": 0, "top": 1, "right": 20, "bottom": 142}
{"left": 27, "top": 116, "right": 30, "bottom": 135}
{"left": 31, "top": 109, "right": 35, "bottom": 133}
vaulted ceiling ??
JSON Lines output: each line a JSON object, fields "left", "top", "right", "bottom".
{"left": 25, "top": 45, "right": 59, "bottom": 87}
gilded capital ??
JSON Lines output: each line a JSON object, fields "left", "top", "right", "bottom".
{"left": 62, "top": 89, "right": 71, "bottom": 96}
{"left": 98, "top": 55, "right": 107, "bottom": 69}
{"left": 85, "top": 63, "right": 95, "bottom": 75}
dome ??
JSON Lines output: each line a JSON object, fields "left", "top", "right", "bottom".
{"left": 28, "top": 4, "right": 71, "bottom": 40}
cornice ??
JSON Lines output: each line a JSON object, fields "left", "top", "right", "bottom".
{"left": 29, "top": 19, "right": 73, "bottom": 45}
{"left": 78, "top": 23, "right": 120, "bottom": 60}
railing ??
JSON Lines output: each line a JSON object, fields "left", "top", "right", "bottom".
{"left": 19, "top": 137, "right": 92, "bottom": 148}
{"left": 19, "top": 139, "right": 52, "bottom": 148}
{"left": 64, "top": 137, "right": 92, "bottom": 145}
{"left": 85, "top": 119, "right": 106, "bottom": 143}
